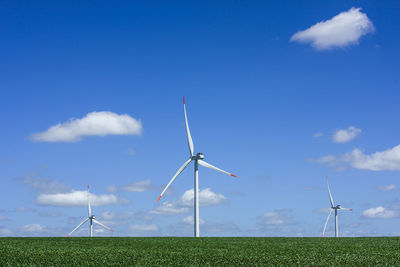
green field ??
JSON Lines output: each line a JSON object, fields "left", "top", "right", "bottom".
{"left": 0, "top": 237, "right": 399, "bottom": 266}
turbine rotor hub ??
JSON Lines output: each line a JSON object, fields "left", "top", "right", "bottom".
{"left": 192, "top": 152, "right": 204, "bottom": 160}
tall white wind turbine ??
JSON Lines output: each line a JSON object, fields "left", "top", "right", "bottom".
{"left": 157, "top": 96, "right": 237, "bottom": 237}
{"left": 67, "top": 185, "right": 114, "bottom": 237}
{"left": 322, "top": 176, "right": 352, "bottom": 238}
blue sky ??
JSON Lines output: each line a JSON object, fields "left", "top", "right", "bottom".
{"left": 1, "top": 0, "right": 399, "bottom": 237}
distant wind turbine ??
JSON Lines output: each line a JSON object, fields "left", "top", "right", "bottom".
{"left": 322, "top": 176, "right": 352, "bottom": 238}
{"left": 67, "top": 185, "right": 114, "bottom": 237}
{"left": 157, "top": 96, "right": 237, "bottom": 237}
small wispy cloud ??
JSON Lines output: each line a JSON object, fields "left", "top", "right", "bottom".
{"left": 182, "top": 216, "right": 205, "bottom": 225}
{"left": 150, "top": 202, "right": 189, "bottom": 215}
{"left": 313, "top": 133, "right": 324, "bottom": 138}
{"left": 36, "top": 190, "right": 119, "bottom": 207}
{"left": 333, "top": 126, "right": 362, "bottom": 143}
{"left": 378, "top": 184, "right": 396, "bottom": 192}
{"left": 291, "top": 7, "right": 374, "bottom": 50}
{"left": 20, "top": 175, "right": 70, "bottom": 194}
{"left": 120, "top": 180, "right": 158, "bottom": 192}
{"left": 0, "top": 227, "right": 12, "bottom": 236}
{"left": 31, "top": 111, "right": 142, "bottom": 142}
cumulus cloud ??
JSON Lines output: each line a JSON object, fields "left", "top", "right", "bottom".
{"left": 291, "top": 7, "right": 374, "bottom": 50}
{"left": 150, "top": 188, "right": 226, "bottom": 215}
{"left": 315, "top": 144, "right": 400, "bottom": 171}
{"left": 179, "top": 188, "right": 226, "bottom": 207}
{"left": 333, "top": 126, "right": 362, "bottom": 143}
{"left": 31, "top": 111, "right": 142, "bottom": 142}
{"left": 36, "top": 190, "right": 118, "bottom": 206}
{"left": 362, "top": 206, "right": 400, "bottom": 219}
{"left": 378, "top": 184, "right": 396, "bottom": 192}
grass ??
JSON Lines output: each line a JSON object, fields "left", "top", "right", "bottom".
{"left": 0, "top": 237, "right": 399, "bottom": 266}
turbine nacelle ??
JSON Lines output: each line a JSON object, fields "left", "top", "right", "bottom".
{"left": 90, "top": 215, "right": 95, "bottom": 219}
{"left": 192, "top": 152, "right": 204, "bottom": 160}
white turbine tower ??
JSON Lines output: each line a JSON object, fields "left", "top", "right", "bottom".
{"left": 67, "top": 185, "right": 114, "bottom": 237}
{"left": 157, "top": 96, "right": 237, "bottom": 237}
{"left": 322, "top": 176, "right": 352, "bottom": 238}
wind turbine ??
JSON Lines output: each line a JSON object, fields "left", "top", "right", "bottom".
{"left": 322, "top": 176, "right": 352, "bottom": 238}
{"left": 157, "top": 96, "right": 237, "bottom": 237}
{"left": 67, "top": 185, "right": 114, "bottom": 237}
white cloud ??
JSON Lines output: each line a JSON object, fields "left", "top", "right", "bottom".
{"left": 315, "top": 144, "right": 400, "bottom": 171}
{"left": 258, "top": 211, "right": 293, "bottom": 226}
{"left": 150, "top": 188, "right": 226, "bottom": 215}
{"left": 106, "top": 185, "right": 118, "bottom": 193}
{"left": 179, "top": 188, "right": 226, "bottom": 207}
{"left": 121, "top": 180, "right": 156, "bottom": 192}
{"left": 291, "top": 7, "right": 374, "bottom": 50}
{"left": 313, "top": 208, "right": 331, "bottom": 214}
{"left": 99, "top": 211, "right": 133, "bottom": 226}
{"left": 31, "top": 111, "right": 142, "bottom": 142}
{"left": 129, "top": 224, "right": 158, "bottom": 232}
{"left": 36, "top": 190, "right": 118, "bottom": 206}
{"left": 252, "top": 210, "right": 302, "bottom": 236}
{"left": 182, "top": 216, "right": 205, "bottom": 225}
{"left": 20, "top": 224, "right": 44, "bottom": 233}
{"left": 313, "top": 133, "right": 323, "bottom": 138}
{"left": 21, "top": 175, "right": 70, "bottom": 194}
{"left": 333, "top": 126, "right": 362, "bottom": 143}
{"left": 16, "top": 206, "right": 37, "bottom": 213}
{"left": 0, "top": 227, "right": 12, "bottom": 236}
{"left": 378, "top": 184, "right": 396, "bottom": 192}
{"left": 150, "top": 202, "right": 189, "bottom": 215}
{"left": 100, "top": 211, "right": 133, "bottom": 221}
{"left": 362, "top": 206, "right": 399, "bottom": 219}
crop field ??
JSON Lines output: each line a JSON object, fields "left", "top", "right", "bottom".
{"left": 0, "top": 237, "right": 399, "bottom": 266}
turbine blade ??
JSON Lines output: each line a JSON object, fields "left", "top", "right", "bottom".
{"left": 198, "top": 160, "right": 237, "bottom": 177}
{"left": 157, "top": 158, "right": 192, "bottom": 202}
{"left": 340, "top": 208, "right": 353, "bottom": 211}
{"left": 183, "top": 96, "right": 194, "bottom": 156}
{"left": 67, "top": 218, "right": 89, "bottom": 237}
{"left": 326, "top": 176, "right": 334, "bottom": 207}
{"left": 322, "top": 209, "right": 333, "bottom": 237}
{"left": 93, "top": 219, "right": 114, "bottom": 232}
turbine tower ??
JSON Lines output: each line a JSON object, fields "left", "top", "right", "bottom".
{"left": 67, "top": 185, "right": 114, "bottom": 237}
{"left": 157, "top": 96, "right": 237, "bottom": 237}
{"left": 322, "top": 176, "right": 352, "bottom": 238}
